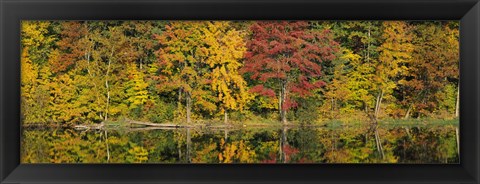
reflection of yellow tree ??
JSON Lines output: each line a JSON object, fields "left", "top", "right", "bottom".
{"left": 126, "top": 144, "right": 149, "bottom": 163}
{"left": 218, "top": 139, "right": 256, "bottom": 163}
{"left": 191, "top": 139, "right": 218, "bottom": 163}
{"left": 319, "top": 128, "right": 374, "bottom": 163}
{"left": 21, "top": 131, "right": 50, "bottom": 163}
{"left": 49, "top": 130, "right": 108, "bottom": 163}
{"left": 377, "top": 128, "right": 400, "bottom": 163}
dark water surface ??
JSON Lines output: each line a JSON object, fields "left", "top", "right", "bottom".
{"left": 21, "top": 125, "right": 459, "bottom": 163}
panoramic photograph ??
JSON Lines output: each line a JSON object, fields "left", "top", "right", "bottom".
{"left": 20, "top": 21, "right": 459, "bottom": 164}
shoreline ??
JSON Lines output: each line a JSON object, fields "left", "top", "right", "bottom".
{"left": 21, "top": 118, "right": 459, "bottom": 130}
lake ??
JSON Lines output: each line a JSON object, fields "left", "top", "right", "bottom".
{"left": 21, "top": 124, "right": 459, "bottom": 164}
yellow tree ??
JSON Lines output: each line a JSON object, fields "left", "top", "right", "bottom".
{"left": 90, "top": 23, "right": 137, "bottom": 121}
{"left": 51, "top": 21, "right": 105, "bottom": 124}
{"left": 21, "top": 21, "right": 56, "bottom": 124}
{"left": 155, "top": 21, "right": 217, "bottom": 124}
{"left": 21, "top": 21, "right": 56, "bottom": 64}
{"left": 47, "top": 50, "right": 82, "bottom": 124}
{"left": 321, "top": 49, "right": 360, "bottom": 117}
{"left": 446, "top": 24, "right": 460, "bottom": 117}
{"left": 202, "top": 21, "right": 251, "bottom": 123}
{"left": 376, "top": 21, "right": 414, "bottom": 119}
{"left": 125, "top": 63, "right": 150, "bottom": 115}
{"left": 20, "top": 48, "right": 41, "bottom": 124}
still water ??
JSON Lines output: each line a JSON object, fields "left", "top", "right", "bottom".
{"left": 21, "top": 125, "right": 459, "bottom": 164}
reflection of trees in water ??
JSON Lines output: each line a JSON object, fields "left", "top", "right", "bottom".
{"left": 21, "top": 125, "right": 459, "bottom": 163}
{"left": 392, "top": 127, "right": 459, "bottom": 163}
{"left": 279, "top": 127, "right": 287, "bottom": 163}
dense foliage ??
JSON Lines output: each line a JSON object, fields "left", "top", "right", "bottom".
{"left": 20, "top": 21, "right": 459, "bottom": 126}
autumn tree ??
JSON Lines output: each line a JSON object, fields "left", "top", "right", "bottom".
{"left": 49, "top": 22, "right": 97, "bottom": 124}
{"left": 155, "top": 21, "right": 217, "bottom": 124}
{"left": 376, "top": 21, "right": 414, "bottom": 119}
{"left": 443, "top": 22, "right": 460, "bottom": 117}
{"left": 54, "top": 21, "right": 91, "bottom": 73}
{"left": 401, "top": 22, "right": 459, "bottom": 118}
{"left": 312, "top": 21, "right": 382, "bottom": 119}
{"left": 242, "top": 21, "right": 338, "bottom": 124}
{"left": 20, "top": 21, "right": 57, "bottom": 124}
{"left": 57, "top": 21, "right": 138, "bottom": 123}
{"left": 91, "top": 22, "right": 138, "bottom": 121}
{"left": 47, "top": 50, "right": 83, "bottom": 124}
{"left": 124, "top": 62, "right": 150, "bottom": 117}
{"left": 122, "top": 21, "right": 165, "bottom": 69}
{"left": 320, "top": 49, "right": 361, "bottom": 118}
{"left": 20, "top": 48, "right": 44, "bottom": 124}
{"left": 201, "top": 21, "right": 251, "bottom": 123}
{"left": 21, "top": 21, "right": 57, "bottom": 65}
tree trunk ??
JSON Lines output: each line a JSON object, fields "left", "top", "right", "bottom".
{"left": 105, "top": 91, "right": 110, "bottom": 121}
{"left": 374, "top": 90, "right": 384, "bottom": 120}
{"left": 85, "top": 49, "right": 92, "bottom": 75}
{"left": 186, "top": 92, "right": 192, "bottom": 124}
{"left": 367, "top": 26, "right": 371, "bottom": 62}
{"left": 456, "top": 127, "right": 460, "bottom": 157}
{"left": 332, "top": 131, "right": 337, "bottom": 160}
{"left": 104, "top": 46, "right": 114, "bottom": 121}
{"left": 280, "top": 80, "right": 287, "bottom": 124}
{"left": 405, "top": 127, "right": 411, "bottom": 137}
{"left": 178, "top": 147, "right": 182, "bottom": 161}
{"left": 105, "top": 130, "right": 110, "bottom": 163}
{"left": 375, "top": 91, "right": 380, "bottom": 118}
{"left": 374, "top": 128, "right": 385, "bottom": 160}
{"left": 279, "top": 92, "right": 284, "bottom": 123}
{"left": 455, "top": 84, "right": 460, "bottom": 117}
{"left": 224, "top": 110, "right": 228, "bottom": 124}
{"left": 186, "top": 128, "right": 191, "bottom": 163}
{"left": 404, "top": 104, "right": 412, "bottom": 119}
{"left": 178, "top": 88, "right": 182, "bottom": 102}
{"left": 331, "top": 98, "right": 334, "bottom": 118}
{"left": 279, "top": 126, "right": 288, "bottom": 163}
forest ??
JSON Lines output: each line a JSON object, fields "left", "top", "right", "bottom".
{"left": 20, "top": 20, "right": 459, "bottom": 164}
{"left": 21, "top": 21, "right": 459, "bottom": 127}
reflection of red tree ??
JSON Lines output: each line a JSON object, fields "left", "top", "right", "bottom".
{"left": 297, "top": 157, "right": 311, "bottom": 163}
{"left": 261, "top": 145, "right": 302, "bottom": 163}
{"left": 283, "top": 144, "right": 299, "bottom": 162}
{"left": 261, "top": 153, "right": 277, "bottom": 163}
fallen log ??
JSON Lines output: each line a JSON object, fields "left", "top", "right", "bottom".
{"left": 126, "top": 127, "right": 180, "bottom": 132}
{"left": 125, "top": 118, "right": 191, "bottom": 128}
{"left": 206, "top": 125, "right": 234, "bottom": 129}
{"left": 73, "top": 123, "right": 103, "bottom": 130}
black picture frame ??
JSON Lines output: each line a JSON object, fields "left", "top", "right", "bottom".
{"left": 1, "top": 0, "right": 479, "bottom": 183}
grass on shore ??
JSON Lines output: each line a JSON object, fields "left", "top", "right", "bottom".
{"left": 106, "top": 117, "right": 459, "bottom": 129}
{"left": 26, "top": 116, "right": 457, "bottom": 130}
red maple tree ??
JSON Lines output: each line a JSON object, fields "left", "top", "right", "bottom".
{"left": 55, "top": 21, "right": 89, "bottom": 73}
{"left": 241, "top": 21, "right": 339, "bottom": 123}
